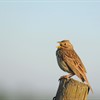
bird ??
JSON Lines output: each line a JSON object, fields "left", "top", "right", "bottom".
{"left": 56, "top": 40, "right": 93, "bottom": 93}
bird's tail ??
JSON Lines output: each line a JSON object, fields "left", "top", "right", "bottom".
{"left": 82, "top": 73, "right": 93, "bottom": 93}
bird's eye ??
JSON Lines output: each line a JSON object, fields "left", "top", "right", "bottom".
{"left": 64, "top": 43, "right": 66, "bottom": 45}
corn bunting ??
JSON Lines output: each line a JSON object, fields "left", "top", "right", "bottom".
{"left": 56, "top": 40, "right": 93, "bottom": 93}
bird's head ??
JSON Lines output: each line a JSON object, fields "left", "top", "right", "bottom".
{"left": 57, "top": 40, "right": 73, "bottom": 49}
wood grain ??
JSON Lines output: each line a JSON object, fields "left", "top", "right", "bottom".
{"left": 54, "top": 78, "right": 89, "bottom": 100}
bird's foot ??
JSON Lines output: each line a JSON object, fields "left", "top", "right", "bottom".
{"left": 59, "top": 73, "right": 74, "bottom": 80}
{"left": 59, "top": 75, "right": 70, "bottom": 80}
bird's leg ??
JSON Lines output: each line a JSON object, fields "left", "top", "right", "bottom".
{"left": 59, "top": 73, "right": 74, "bottom": 80}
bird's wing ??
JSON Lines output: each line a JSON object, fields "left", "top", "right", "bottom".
{"left": 64, "top": 49, "right": 87, "bottom": 73}
{"left": 61, "top": 49, "right": 87, "bottom": 80}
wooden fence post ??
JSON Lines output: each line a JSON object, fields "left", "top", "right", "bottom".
{"left": 53, "top": 78, "right": 89, "bottom": 100}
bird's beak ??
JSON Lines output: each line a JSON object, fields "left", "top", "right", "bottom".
{"left": 56, "top": 41, "right": 61, "bottom": 48}
{"left": 56, "top": 46, "right": 61, "bottom": 48}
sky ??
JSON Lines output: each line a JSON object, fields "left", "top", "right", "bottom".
{"left": 0, "top": 0, "right": 100, "bottom": 99}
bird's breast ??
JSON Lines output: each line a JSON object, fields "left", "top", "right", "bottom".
{"left": 56, "top": 50, "right": 70, "bottom": 72}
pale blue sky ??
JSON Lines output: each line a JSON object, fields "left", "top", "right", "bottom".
{"left": 0, "top": 0, "right": 100, "bottom": 99}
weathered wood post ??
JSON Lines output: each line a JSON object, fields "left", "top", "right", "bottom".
{"left": 53, "top": 78, "right": 89, "bottom": 100}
